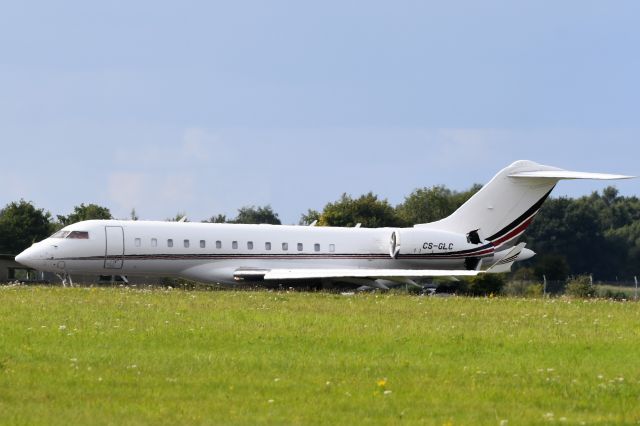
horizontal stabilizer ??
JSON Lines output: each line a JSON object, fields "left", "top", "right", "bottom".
{"left": 485, "top": 243, "right": 526, "bottom": 273}
{"left": 509, "top": 171, "right": 634, "bottom": 180}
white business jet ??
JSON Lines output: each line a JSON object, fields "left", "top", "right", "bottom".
{"left": 15, "top": 161, "right": 633, "bottom": 289}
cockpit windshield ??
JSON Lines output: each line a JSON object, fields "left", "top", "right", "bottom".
{"left": 50, "top": 230, "right": 89, "bottom": 239}
{"left": 68, "top": 231, "right": 89, "bottom": 239}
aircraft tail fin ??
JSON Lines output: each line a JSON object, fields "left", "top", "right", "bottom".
{"left": 416, "top": 160, "right": 633, "bottom": 250}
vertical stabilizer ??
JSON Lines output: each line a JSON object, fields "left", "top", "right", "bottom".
{"left": 416, "top": 160, "right": 633, "bottom": 249}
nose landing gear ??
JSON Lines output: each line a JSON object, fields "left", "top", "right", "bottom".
{"left": 56, "top": 272, "right": 74, "bottom": 287}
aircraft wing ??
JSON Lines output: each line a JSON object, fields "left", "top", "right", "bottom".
{"left": 234, "top": 244, "right": 527, "bottom": 282}
{"left": 233, "top": 268, "right": 482, "bottom": 284}
{"left": 261, "top": 268, "right": 480, "bottom": 280}
{"left": 233, "top": 268, "right": 481, "bottom": 290}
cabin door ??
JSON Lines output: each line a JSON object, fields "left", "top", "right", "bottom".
{"left": 104, "top": 226, "right": 124, "bottom": 269}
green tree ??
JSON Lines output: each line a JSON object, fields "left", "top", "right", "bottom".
{"left": 203, "top": 206, "right": 281, "bottom": 224}
{"left": 565, "top": 275, "right": 595, "bottom": 298}
{"left": 299, "top": 209, "right": 321, "bottom": 226}
{"left": 0, "top": 200, "right": 52, "bottom": 255}
{"left": 606, "top": 221, "right": 640, "bottom": 278}
{"left": 57, "top": 203, "right": 112, "bottom": 226}
{"left": 523, "top": 197, "right": 602, "bottom": 276}
{"left": 532, "top": 254, "right": 570, "bottom": 282}
{"left": 232, "top": 205, "right": 281, "bottom": 225}
{"left": 396, "top": 184, "right": 481, "bottom": 225}
{"left": 522, "top": 188, "right": 640, "bottom": 280}
{"left": 317, "top": 193, "right": 403, "bottom": 228}
{"left": 460, "top": 274, "right": 506, "bottom": 296}
{"left": 511, "top": 266, "right": 536, "bottom": 282}
{"left": 204, "top": 214, "right": 229, "bottom": 223}
{"left": 167, "top": 212, "right": 188, "bottom": 222}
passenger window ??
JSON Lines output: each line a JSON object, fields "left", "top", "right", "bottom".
{"left": 216, "top": 240, "right": 222, "bottom": 249}
{"left": 329, "top": 244, "right": 335, "bottom": 252}
{"left": 282, "top": 242, "right": 288, "bottom": 251}
{"left": 168, "top": 239, "right": 174, "bottom": 248}
{"left": 232, "top": 241, "right": 238, "bottom": 249}
{"left": 265, "top": 242, "right": 271, "bottom": 250}
{"left": 151, "top": 238, "right": 157, "bottom": 247}
{"left": 314, "top": 243, "right": 320, "bottom": 252}
{"left": 200, "top": 240, "right": 206, "bottom": 248}
{"left": 247, "top": 241, "right": 254, "bottom": 250}
{"left": 135, "top": 238, "right": 141, "bottom": 247}
{"left": 297, "top": 243, "right": 303, "bottom": 251}
{"left": 184, "top": 239, "right": 190, "bottom": 248}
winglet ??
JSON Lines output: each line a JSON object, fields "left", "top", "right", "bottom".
{"left": 485, "top": 243, "right": 526, "bottom": 273}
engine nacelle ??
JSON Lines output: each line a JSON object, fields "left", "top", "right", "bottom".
{"left": 389, "top": 228, "right": 493, "bottom": 259}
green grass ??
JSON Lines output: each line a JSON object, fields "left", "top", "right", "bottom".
{"left": 1, "top": 287, "right": 639, "bottom": 425}
{"left": 596, "top": 284, "right": 639, "bottom": 300}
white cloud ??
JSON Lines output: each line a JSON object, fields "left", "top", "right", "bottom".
{"left": 107, "top": 172, "right": 197, "bottom": 219}
{"left": 106, "top": 126, "right": 228, "bottom": 219}
{"left": 159, "top": 174, "right": 196, "bottom": 204}
{"left": 107, "top": 172, "right": 147, "bottom": 213}
{"left": 112, "top": 127, "right": 225, "bottom": 169}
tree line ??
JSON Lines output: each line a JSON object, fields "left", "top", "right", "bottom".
{"left": 1, "top": 185, "right": 638, "bottom": 281}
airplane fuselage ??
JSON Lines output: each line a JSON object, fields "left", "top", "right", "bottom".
{"left": 16, "top": 220, "right": 496, "bottom": 285}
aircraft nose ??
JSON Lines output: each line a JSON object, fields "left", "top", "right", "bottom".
{"left": 15, "top": 252, "right": 25, "bottom": 264}
{"left": 15, "top": 246, "right": 39, "bottom": 268}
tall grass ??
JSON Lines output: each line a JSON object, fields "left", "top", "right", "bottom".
{"left": 0, "top": 286, "right": 639, "bottom": 425}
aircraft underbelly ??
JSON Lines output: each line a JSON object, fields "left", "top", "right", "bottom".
{"left": 179, "top": 257, "right": 466, "bottom": 285}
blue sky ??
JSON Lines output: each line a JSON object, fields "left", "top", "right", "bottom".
{"left": 1, "top": 1, "right": 638, "bottom": 224}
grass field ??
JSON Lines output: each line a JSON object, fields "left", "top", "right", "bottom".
{"left": 1, "top": 286, "right": 639, "bottom": 425}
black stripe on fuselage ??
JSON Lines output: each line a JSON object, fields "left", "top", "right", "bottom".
{"left": 487, "top": 186, "right": 555, "bottom": 242}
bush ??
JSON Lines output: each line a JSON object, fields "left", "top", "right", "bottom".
{"left": 599, "top": 288, "right": 628, "bottom": 300}
{"left": 565, "top": 275, "right": 596, "bottom": 298}
{"left": 525, "top": 283, "right": 544, "bottom": 297}
{"left": 503, "top": 281, "right": 544, "bottom": 297}
{"left": 503, "top": 281, "right": 526, "bottom": 296}
{"left": 465, "top": 274, "right": 506, "bottom": 296}
{"left": 435, "top": 281, "right": 465, "bottom": 294}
